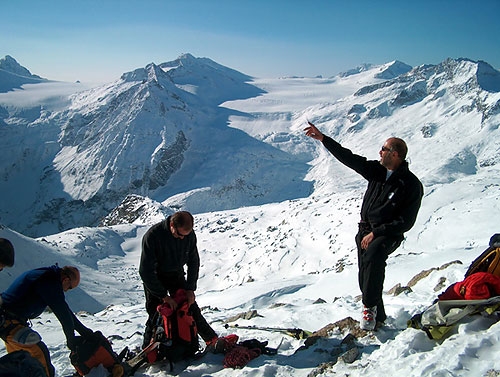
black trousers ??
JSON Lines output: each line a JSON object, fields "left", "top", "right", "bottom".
{"left": 142, "top": 276, "right": 217, "bottom": 348}
{"left": 355, "top": 227, "right": 402, "bottom": 323}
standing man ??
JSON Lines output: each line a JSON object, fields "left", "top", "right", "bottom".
{"left": 305, "top": 122, "right": 423, "bottom": 330}
{"left": 139, "top": 211, "right": 218, "bottom": 349}
{"left": 0, "top": 265, "right": 93, "bottom": 377}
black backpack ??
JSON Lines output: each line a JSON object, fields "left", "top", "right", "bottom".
{"left": 465, "top": 233, "right": 500, "bottom": 278}
{"left": 0, "top": 350, "right": 47, "bottom": 377}
{"left": 69, "top": 331, "right": 126, "bottom": 376}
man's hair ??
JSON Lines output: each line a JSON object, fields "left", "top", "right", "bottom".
{"left": 170, "top": 211, "right": 194, "bottom": 230}
{"left": 0, "top": 238, "right": 15, "bottom": 267}
{"left": 389, "top": 138, "right": 408, "bottom": 160}
{"left": 62, "top": 266, "right": 80, "bottom": 287}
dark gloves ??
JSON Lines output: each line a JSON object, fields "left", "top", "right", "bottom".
{"left": 67, "top": 327, "right": 94, "bottom": 350}
{"left": 78, "top": 327, "right": 94, "bottom": 338}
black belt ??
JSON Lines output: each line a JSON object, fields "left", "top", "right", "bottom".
{"left": 358, "top": 221, "right": 372, "bottom": 233}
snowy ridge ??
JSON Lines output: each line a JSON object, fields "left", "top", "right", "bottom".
{"left": 1, "top": 54, "right": 310, "bottom": 236}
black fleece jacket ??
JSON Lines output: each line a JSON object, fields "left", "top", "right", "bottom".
{"left": 322, "top": 136, "right": 423, "bottom": 237}
{"left": 139, "top": 217, "right": 200, "bottom": 298}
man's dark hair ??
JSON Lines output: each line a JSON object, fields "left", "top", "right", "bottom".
{"left": 389, "top": 138, "right": 408, "bottom": 160}
{"left": 170, "top": 211, "right": 194, "bottom": 230}
{"left": 0, "top": 238, "right": 15, "bottom": 267}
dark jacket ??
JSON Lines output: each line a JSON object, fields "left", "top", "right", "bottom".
{"left": 139, "top": 217, "right": 200, "bottom": 298}
{"left": 0, "top": 265, "right": 90, "bottom": 346}
{"left": 322, "top": 136, "right": 423, "bottom": 237}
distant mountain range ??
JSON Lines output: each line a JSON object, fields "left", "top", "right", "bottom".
{"left": 0, "top": 54, "right": 499, "bottom": 237}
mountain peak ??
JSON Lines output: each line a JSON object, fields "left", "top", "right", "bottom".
{"left": 375, "top": 60, "right": 412, "bottom": 79}
{"left": 0, "top": 55, "right": 47, "bottom": 92}
{"left": 177, "top": 52, "right": 196, "bottom": 61}
{"left": 120, "top": 62, "right": 174, "bottom": 87}
{"left": 338, "top": 63, "right": 374, "bottom": 78}
{"left": 476, "top": 60, "right": 500, "bottom": 93}
{"left": 160, "top": 53, "right": 253, "bottom": 81}
{"left": 418, "top": 58, "right": 500, "bottom": 93}
{"left": 337, "top": 61, "right": 412, "bottom": 80}
{"left": 0, "top": 55, "right": 43, "bottom": 80}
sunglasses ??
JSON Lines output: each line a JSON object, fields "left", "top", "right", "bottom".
{"left": 381, "top": 146, "right": 393, "bottom": 152}
{"left": 173, "top": 227, "right": 191, "bottom": 238}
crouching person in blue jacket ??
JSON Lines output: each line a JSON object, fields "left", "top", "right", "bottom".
{"left": 0, "top": 265, "right": 93, "bottom": 377}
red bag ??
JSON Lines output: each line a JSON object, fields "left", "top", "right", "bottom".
{"left": 439, "top": 272, "right": 500, "bottom": 301}
{"left": 145, "top": 289, "right": 200, "bottom": 364}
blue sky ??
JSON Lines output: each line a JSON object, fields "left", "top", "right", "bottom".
{"left": 2, "top": 0, "right": 499, "bottom": 84}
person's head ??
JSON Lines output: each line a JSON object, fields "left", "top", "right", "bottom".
{"left": 169, "top": 211, "right": 194, "bottom": 240}
{"left": 379, "top": 137, "right": 407, "bottom": 170}
{"left": 0, "top": 238, "right": 15, "bottom": 271}
{"left": 61, "top": 266, "right": 80, "bottom": 292}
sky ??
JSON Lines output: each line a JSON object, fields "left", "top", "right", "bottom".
{"left": 2, "top": 0, "right": 500, "bottom": 85}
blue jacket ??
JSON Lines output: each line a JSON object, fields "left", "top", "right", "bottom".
{"left": 1, "top": 265, "right": 90, "bottom": 346}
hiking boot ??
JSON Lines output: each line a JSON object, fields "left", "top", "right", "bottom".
{"left": 205, "top": 334, "right": 239, "bottom": 354}
{"left": 360, "top": 306, "right": 377, "bottom": 331}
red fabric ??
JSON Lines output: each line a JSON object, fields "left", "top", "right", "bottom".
{"left": 438, "top": 283, "right": 462, "bottom": 300}
{"left": 157, "top": 289, "right": 188, "bottom": 316}
{"left": 218, "top": 334, "right": 239, "bottom": 353}
{"left": 223, "top": 345, "right": 261, "bottom": 369}
{"left": 146, "top": 349, "right": 158, "bottom": 363}
{"left": 223, "top": 334, "right": 239, "bottom": 347}
{"left": 439, "top": 272, "right": 500, "bottom": 300}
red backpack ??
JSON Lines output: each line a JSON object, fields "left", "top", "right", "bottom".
{"left": 438, "top": 234, "right": 500, "bottom": 301}
{"left": 145, "top": 290, "right": 200, "bottom": 366}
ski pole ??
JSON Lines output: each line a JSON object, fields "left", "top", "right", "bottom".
{"left": 224, "top": 323, "right": 312, "bottom": 339}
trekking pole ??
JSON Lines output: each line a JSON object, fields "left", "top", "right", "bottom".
{"left": 224, "top": 323, "right": 312, "bottom": 339}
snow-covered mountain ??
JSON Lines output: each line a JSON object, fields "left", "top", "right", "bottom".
{"left": 0, "top": 54, "right": 314, "bottom": 237}
{"left": 0, "top": 54, "right": 500, "bottom": 376}
{"left": 2, "top": 55, "right": 499, "bottom": 239}
{"left": 0, "top": 55, "right": 47, "bottom": 93}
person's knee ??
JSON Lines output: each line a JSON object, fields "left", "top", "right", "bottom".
{"left": 10, "top": 327, "right": 42, "bottom": 346}
{"left": 6, "top": 341, "right": 53, "bottom": 377}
